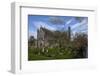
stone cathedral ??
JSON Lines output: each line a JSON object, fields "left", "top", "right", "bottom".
{"left": 37, "top": 26, "right": 71, "bottom": 48}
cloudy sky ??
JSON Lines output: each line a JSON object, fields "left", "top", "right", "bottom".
{"left": 28, "top": 15, "right": 88, "bottom": 39}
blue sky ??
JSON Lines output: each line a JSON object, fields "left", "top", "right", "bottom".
{"left": 28, "top": 15, "right": 88, "bottom": 39}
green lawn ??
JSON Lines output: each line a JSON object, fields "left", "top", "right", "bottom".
{"left": 28, "top": 47, "right": 78, "bottom": 61}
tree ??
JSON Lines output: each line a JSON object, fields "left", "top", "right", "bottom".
{"left": 73, "top": 33, "right": 88, "bottom": 58}
{"left": 28, "top": 36, "right": 35, "bottom": 47}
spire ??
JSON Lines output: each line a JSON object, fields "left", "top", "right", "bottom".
{"left": 68, "top": 26, "right": 71, "bottom": 41}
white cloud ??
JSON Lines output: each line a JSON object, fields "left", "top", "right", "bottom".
{"left": 71, "top": 18, "right": 88, "bottom": 34}
{"left": 49, "top": 17, "right": 65, "bottom": 25}
{"left": 71, "top": 19, "right": 87, "bottom": 30}
{"left": 33, "top": 21, "right": 57, "bottom": 31}
{"left": 65, "top": 18, "right": 74, "bottom": 25}
{"left": 29, "top": 31, "right": 37, "bottom": 39}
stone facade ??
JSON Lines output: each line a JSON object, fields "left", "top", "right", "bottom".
{"left": 37, "top": 26, "right": 71, "bottom": 48}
